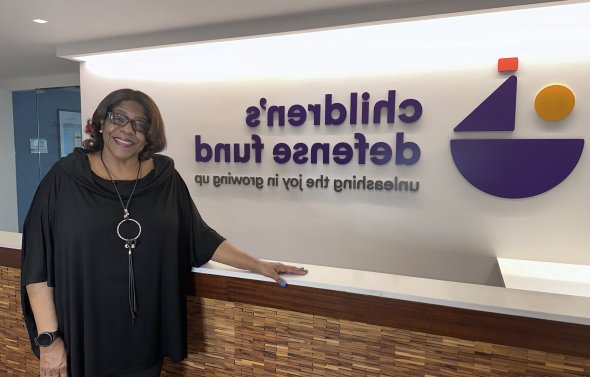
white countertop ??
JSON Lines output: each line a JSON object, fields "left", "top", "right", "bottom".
{"left": 2, "top": 231, "right": 590, "bottom": 326}
{"left": 499, "top": 258, "right": 590, "bottom": 298}
{"left": 0, "top": 231, "right": 21, "bottom": 249}
{"left": 193, "top": 260, "right": 590, "bottom": 326}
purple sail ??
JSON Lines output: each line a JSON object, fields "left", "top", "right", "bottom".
{"left": 454, "top": 76, "right": 517, "bottom": 132}
{"left": 450, "top": 139, "right": 584, "bottom": 199}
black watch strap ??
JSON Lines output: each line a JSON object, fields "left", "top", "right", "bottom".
{"left": 34, "top": 330, "right": 62, "bottom": 347}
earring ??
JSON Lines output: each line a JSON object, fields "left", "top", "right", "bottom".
{"left": 99, "top": 129, "right": 103, "bottom": 133}
{"left": 145, "top": 142, "right": 148, "bottom": 146}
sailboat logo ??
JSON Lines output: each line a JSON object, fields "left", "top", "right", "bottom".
{"left": 450, "top": 59, "right": 584, "bottom": 199}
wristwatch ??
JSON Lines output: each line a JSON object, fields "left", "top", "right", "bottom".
{"left": 34, "top": 330, "right": 62, "bottom": 347}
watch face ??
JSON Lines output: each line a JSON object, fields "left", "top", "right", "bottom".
{"left": 37, "top": 333, "right": 53, "bottom": 347}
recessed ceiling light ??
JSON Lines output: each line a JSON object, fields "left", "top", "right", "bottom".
{"left": 33, "top": 19, "right": 48, "bottom": 24}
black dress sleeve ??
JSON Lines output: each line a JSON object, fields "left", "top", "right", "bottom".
{"left": 21, "top": 164, "right": 61, "bottom": 287}
{"left": 20, "top": 164, "right": 62, "bottom": 359}
{"left": 177, "top": 171, "right": 226, "bottom": 268}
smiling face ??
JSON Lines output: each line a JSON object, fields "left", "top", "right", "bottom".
{"left": 101, "top": 100, "right": 149, "bottom": 163}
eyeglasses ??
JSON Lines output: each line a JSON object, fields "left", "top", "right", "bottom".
{"left": 107, "top": 112, "right": 150, "bottom": 133}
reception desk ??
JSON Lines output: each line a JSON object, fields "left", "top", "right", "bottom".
{"left": 1, "top": 230, "right": 589, "bottom": 376}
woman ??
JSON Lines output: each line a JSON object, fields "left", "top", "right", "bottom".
{"left": 21, "top": 89, "right": 307, "bottom": 377}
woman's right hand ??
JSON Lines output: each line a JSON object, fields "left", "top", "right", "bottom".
{"left": 39, "top": 337, "right": 67, "bottom": 377}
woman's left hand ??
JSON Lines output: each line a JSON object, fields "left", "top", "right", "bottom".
{"left": 256, "top": 261, "right": 308, "bottom": 286}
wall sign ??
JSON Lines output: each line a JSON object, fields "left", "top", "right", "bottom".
{"left": 195, "top": 90, "right": 423, "bottom": 193}
{"left": 451, "top": 60, "right": 583, "bottom": 199}
{"left": 194, "top": 59, "right": 583, "bottom": 199}
{"left": 29, "top": 138, "right": 47, "bottom": 154}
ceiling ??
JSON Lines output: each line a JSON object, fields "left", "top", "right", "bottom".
{"left": 0, "top": 0, "right": 409, "bottom": 84}
{"left": 0, "top": 0, "right": 568, "bottom": 90}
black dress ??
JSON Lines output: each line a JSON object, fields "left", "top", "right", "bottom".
{"left": 20, "top": 148, "right": 226, "bottom": 377}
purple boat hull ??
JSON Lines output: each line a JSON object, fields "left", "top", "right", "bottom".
{"left": 450, "top": 139, "right": 584, "bottom": 199}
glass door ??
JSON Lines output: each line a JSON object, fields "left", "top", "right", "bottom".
{"left": 13, "top": 87, "right": 81, "bottom": 231}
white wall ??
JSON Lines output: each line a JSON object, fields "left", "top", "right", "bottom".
{"left": 78, "top": 2, "right": 590, "bottom": 286}
{"left": 0, "top": 89, "right": 18, "bottom": 232}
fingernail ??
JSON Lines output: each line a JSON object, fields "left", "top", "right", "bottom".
{"left": 280, "top": 281, "right": 286, "bottom": 287}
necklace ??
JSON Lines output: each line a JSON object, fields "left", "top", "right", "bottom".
{"left": 100, "top": 150, "right": 142, "bottom": 324}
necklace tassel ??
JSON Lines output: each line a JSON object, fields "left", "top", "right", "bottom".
{"left": 128, "top": 243, "right": 137, "bottom": 324}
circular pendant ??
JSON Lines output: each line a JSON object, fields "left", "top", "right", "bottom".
{"left": 117, "top": 218, "right": 142, "bottom": 242}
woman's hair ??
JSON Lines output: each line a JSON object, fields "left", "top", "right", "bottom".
{"left": 83, "top": 89, "right": 167, "bottom": 161}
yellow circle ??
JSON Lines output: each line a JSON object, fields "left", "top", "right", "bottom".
{"left": 534, "top": 84, "right": 575, "bottom": 121}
